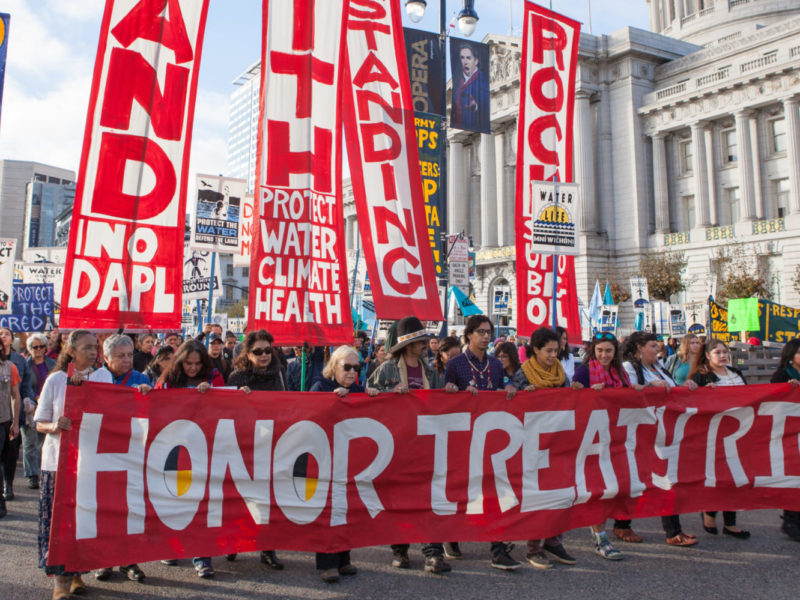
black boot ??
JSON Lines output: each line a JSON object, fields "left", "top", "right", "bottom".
{"left": 3, "top": 480, "right": 13, "bottom": 501}
{"left": 781, "top": 511, "right": 800, "bottom": 541}
{"left": 0, "top": 494, "right": 6, "bottom": 519}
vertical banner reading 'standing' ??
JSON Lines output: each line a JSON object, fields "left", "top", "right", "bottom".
{"left": 59, "top": 0, "right": 210, "bottom": 329}
{"left": 515, "top": 2, "right": 581, "bottom": 342}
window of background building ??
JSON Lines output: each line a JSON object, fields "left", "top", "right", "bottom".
{"left": 775, "top": 178, "right": 790, "bottom": 218}
{"left": 225, "top": 286, "right": 234, "bottom": 301}
{"left": 34, "top": 173, "right": 46, "bottom": 182}
{"left": 679, "top": 140, "right": 693, "bottom": 174}
{"left": 242, "top": 267, "right": 249, "bottom": 278}
{"left": 721, "top": 129, "right": 737, "bottom": 163}
{"left": 226, "top": 264, "right": 234, "bottom": 277}
{"left": 770, "top": 118, "right": 786, "bottom": 153}
{"left": 726, "top": 187, "right": 741, "bottom": 224}
{"left": 683, "top": 196, "right": 696, "bottom": 230}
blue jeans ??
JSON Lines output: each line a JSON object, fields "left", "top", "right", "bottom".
{"left": 22, "top": 425, "right": 44, "bottom": 478}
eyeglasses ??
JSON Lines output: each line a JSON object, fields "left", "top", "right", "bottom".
{"left": 250, "top": 347, "right": 272, "bottom": 356}
{"left": 474, "top": 328, "right": 492, "bottom": 336}
{"left": 593, "top": 333, "right": 616, "bottom": 341}
{"left": 341, "top": 363, "right": 360, "bottom": 371}
{"left": 31, "top": 345, "right": 46, "bottom": 350}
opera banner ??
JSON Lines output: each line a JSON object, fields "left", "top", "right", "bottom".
{"left": 0, "top": 238, "right": 15, "bottom": 314}
{"left": 59, "top": 0, "right": 210, "bottom": 330}
{"left": 343, "top": 0, "right": 443, "bottom": 321}
{"left": 448, "top": 37, "right": 490, "bottom": 134}
{"left": 515, "top": 3, "right": 582, "bottom": 343}
{"left": 710, "top": 298, "right": 800, "bottom": 344}
{"left": 0, "top": 13, "right": 8, "bottom": 126}
{"left": 233, "top": 193, "right": 254, "bottom": 267}
{"left": 709, "top": 300, "right": 733, "bottom": 343}
{"left": 190, "top": 175, "right": 247, "bottom": 253}
{"left": 0, "top": 283, "right": 55, "bottom": 332}
{"left": 49, "top": 382, "right": 800, "bottom": 571}
{"left": 404, "top": 27, "right": 444, "bottom": 115}
{"left": 415, "top": 112, "right": 446, "bottom": 278}
{"left": 249, "top": 0, "right": 353, "bottom": 344}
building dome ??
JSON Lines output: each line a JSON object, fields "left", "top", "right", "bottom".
{"left": 649, "top": 0, "right": 800, "bottom": 47}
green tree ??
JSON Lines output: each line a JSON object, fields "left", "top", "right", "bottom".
{"left": 714, "top": 243, "right": 773, "bottom": 302}
{"left": 638, "top": 250, "right": 689, "bottom": 301}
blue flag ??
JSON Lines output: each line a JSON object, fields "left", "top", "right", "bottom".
{"left": 588, "top": 280, "right": 601, "bottom": 326}
{"left": 603, "top": 282, "right": 614, "bottom": 306}
{"left": 450, "top": 286, "right": 482, "bottom": 316}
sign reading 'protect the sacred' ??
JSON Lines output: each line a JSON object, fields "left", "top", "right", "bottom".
{"left": 60, "top": 0, "right": 210, "bottom": 330}
{"left": 49, "top": 383, "right": 800, "bottom": 571}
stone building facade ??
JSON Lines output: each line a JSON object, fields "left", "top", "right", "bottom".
{"left": 341, "top": 1, "right": 800, "bottom": 330}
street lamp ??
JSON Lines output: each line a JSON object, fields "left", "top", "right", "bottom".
{"left": 404, "top": 0, "right": 479, "bottom": 335}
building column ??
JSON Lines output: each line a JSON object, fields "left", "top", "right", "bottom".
{"left": 735, "top": 109, "right": 756, "bottom": 221}
{"left": 703, "top": 125, "right": 718, "bottom": 225}
{"left": 493, "top": 129, "right": 506, "bottom": 246}
{"left": 480, "top": 133, "right": 498, "bottom": 248}
{"left": 350, "top": 216, "right": 359, "bottom": 249}
{"left": 344, "top": 215, "right": 353, "bottom": 250}
{"left": 574, "top": 91, "right": 596, "bottom": 232}
{"left": 748, "top": 114, "right": 764, "bottom": 219}
{"left": 651, "top": 133, "right": 669, "bottom": 233}
{"left": 447, "top": 140, "right": 467, "bottom": 234}
{"left": 783, "top": 96, "right": 800, "bottom": 214}
{"left": 690, "top": 121, "right": 710, "bottom": 226}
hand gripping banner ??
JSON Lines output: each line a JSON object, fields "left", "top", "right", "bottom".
{"left": 59, "top": 0, "right": 210, "bottom": 330}
{"left": 515, "top": 3, "right": 582, "bottom": 342}
{"left": 248, "top": 0, "right": 353, "bottom": 344}
{"left": 342, "top": 0, "right": 443, "bottom": 321}
{"left": 49, "top": 382, "right": 800, "bottom": 571}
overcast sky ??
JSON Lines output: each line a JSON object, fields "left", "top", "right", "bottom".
{"left": 0, "top": 1, "right": 648, "bottom": 179}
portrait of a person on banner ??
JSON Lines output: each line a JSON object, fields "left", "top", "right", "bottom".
{"left": 449, "top": 39, "right": 490, "bottom": 133}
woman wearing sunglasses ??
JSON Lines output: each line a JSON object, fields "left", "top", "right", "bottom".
{"left": 572, "top": 332, "right": 641, "bottom": 560}
{"left": 24, "top": 333, "right": 55, "bottom": 491}
{"left": 224, "top": 330, "right": 287, "bottom": 570}
{"left": 689, "top": 339, "right": 751, "bottom": 540}
{"left": 310, "top": 346, "right": 378, "bottom": 583}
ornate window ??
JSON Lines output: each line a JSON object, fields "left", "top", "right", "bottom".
{"left": 679, "top": 139, "right": 693, "bottom": 174}
{"left": 721, "top": 128, "right": 737, "bottom": 163}
{"left": 770, "top": 118, "right": 786, "bottom": 153}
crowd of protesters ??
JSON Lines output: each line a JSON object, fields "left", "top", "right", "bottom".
{"left": 0, "top": 316, "right": 798, "bottom": 597}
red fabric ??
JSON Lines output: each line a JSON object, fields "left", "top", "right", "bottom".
{"left": 248, "top": 0, "right": 353, "bottom": 344}
{"left": 9, "top": 363, "right": 20, "bottom": 388}
{"left": 59, "top": 0, "right": 210, "bottom": 330}
{"left": 588, "top": 359, "right": 630, "bottom": 388}
{"left": 49, "top": 382, "right": 800, "bottom": 571}
{"left": 341, "top": 1, "right": 442, "bottom": 321}
{"left": 515, "top": 3, "right": 582, "bottom": 344}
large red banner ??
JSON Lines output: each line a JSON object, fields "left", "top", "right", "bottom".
{"left": 49, "top": 382, "right": 800, "bottom": 571}
{"left": 248, "top": 0, "right": 352, "bottom": 344}
{"left": 515, "top": 3, "right": 581, "bottom": 342}
{"left": 59, "top": 0, "right": 209, "bottom": 330}
{"left": 342, "top": 1, "right": 443, "bottom": 321}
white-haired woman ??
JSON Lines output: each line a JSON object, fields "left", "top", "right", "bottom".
{"left": 309, "top": 346, "right": 378, "bottom": 583}
{"left": 92, "top": 334, "right": 151, "bottom": 583}
{"left": 23, "top": 333, "right": 55, "bottom": 490}
{"left": 34, "top": 330, "right": 113, "bottom": 599}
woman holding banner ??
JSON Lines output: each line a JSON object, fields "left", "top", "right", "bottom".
{"left": 621, "top": 331, "right": 699, "bottom": 547}
{"left": 225, "top": 329, "right": 285, "bottom": 569}
{"left": 689, "top": 339, "right": 751, "bottom": 540}
{"left": 664, "top": 334, "right": 700, "bottom": 384}
{"left": 310, "top": 346, "right": 378, "bottom": 583}
{"left": 34, "top": 330, "right": 113, "bottom": 599}
{"left": 155, "top": 340, "right": 225, "bottom": 579}
{"left": 512, "top": 327, "right": 577, "bottom": 569}
{"left": 572, "top": 332, "right": 641, "bottom": 560}
{"left": 144, "top": 345, "right": 175, "bottom": 385}
{"left": 770, "top": 338, "right": 800, "bottom": 541}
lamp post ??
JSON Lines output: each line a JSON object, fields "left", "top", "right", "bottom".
{"left": 405, "top": 0, "right": 478, "bottom": 337}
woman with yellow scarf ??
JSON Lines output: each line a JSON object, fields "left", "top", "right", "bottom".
{"left": 511, "top": 327, "right": 576, "bottom": 570}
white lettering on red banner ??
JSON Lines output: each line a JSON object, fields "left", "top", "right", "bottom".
{"left": 515, "top": 3, "right": 581, "bottom": 341}
{"left": 343, "top": 0, "right": 442, "bottom": 320}
{"left": 249, "top": 0, "right": 352, "bottom": 344}
{"left": 59, "top": 0, "right": 210, "bottom": 330}
{"left": 48, "top": 383, "right": 800, "bottom": 571}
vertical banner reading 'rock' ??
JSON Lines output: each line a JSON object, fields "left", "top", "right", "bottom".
{"left": 515, "top": 3, "right": 581, "bottom": 342}
{"left": 343, "top": 0, "right": 443, "bottom": 322}
{"left": 248, "top": 0, "right": 352, "bottom": 344}
{"left": 59, "top": 0, "right": 210, "bottom": 330}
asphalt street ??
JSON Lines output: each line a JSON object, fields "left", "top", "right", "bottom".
{"left": 1, "top": 468, "right": 798, "bottom": 600}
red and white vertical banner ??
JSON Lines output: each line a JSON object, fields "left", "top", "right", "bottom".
{"left": 515, "top": 3, "right": 582, "bottom": 342}
{"left": 249, "top": 0, "right": 353, "bottom": 344}
{"left": 342, "top": 0, "right": 443, "bottom": 321}
{"left": 59, "top": 0, "right": 209, "bottom": 330}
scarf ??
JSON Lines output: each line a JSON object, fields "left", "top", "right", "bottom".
{"left": 398, "top": 355, "right": 430, "bottom": 390}
{"left": 785, "top": 365, "right": 800, "bottom": 381}
{"left": 521, "top": 357, "right": 565, "bottom": 388}
{"left": 587, "top": 359, "right": 630, "bottom": 388}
